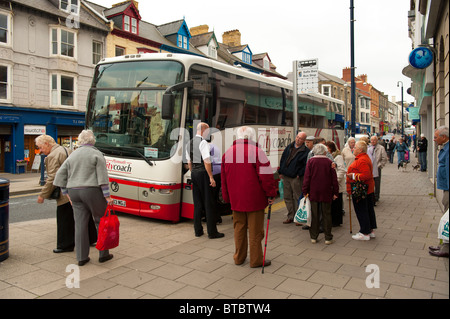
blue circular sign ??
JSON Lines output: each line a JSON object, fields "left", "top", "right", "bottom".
{"left": 409, "top": 47, "right": 433, "bottom": 69}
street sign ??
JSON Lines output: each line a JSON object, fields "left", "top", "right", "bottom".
{"left": 296, "top": 59, "right": 319, "bottom": 94}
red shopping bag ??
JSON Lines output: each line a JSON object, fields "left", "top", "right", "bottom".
{"left": 96, "top": 205, "right": 120, "bottom": 251}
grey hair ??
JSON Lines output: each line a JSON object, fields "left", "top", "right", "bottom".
{"left": 347, "top": 137, "right": 356, "bottom": 143}
{"left": 436, "top": 126, "right": 449, "bottom": 137}
{"left": 35, "top": 134, "right": 56, "bottom": 147}
{"left": 236, "top": 126, "right": 255, "bottom": 141}
{"left": 78, "top": 129, "right": 96, "bottom": 145}
{"left": 312, "top": 143, "right": 327, "bottom": 156}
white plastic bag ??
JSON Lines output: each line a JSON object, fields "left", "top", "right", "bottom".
{"left": 294, "top": 196, "right": 311, "bottom": 226}
{"left": 437, "top": 209, "right": 449, "bottom": 241}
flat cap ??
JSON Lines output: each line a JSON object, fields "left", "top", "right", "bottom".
{"left": 306, "top": 136, "right": 315, "bottom": 141}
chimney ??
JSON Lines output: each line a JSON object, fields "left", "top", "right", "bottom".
{"left": 342, "top": 67, "right": 352, "bottom": 82}
{"left": 359, "top": 74, "right": 368, "bottom": 83}
{"left": 113, "top": 1, "right": 138, "bottom": 9}
{"left": 222, "top": 30, "right": 241, "bottom": 47}
{"left": 190, "top": 25, "right": 209, "bottom": 36}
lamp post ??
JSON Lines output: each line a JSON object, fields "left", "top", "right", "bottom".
{"left": 397, "top": 81, "right": 404, "bottom": 137}
{"left": 350, "top": 0, "right": 356, "bottom": 137}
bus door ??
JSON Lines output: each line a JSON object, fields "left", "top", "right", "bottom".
{"left": 181, "top": 65, "right": 216, "bottom": 219}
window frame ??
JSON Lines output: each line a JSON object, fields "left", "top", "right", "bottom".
{"left": 50, "top": 73, "right": 77, "bottom": 108}
{"left": 0, "top": 10, "right": 12, "bottom": 47}
{"left": 0, "top": 63, "right": 12, "bottom": 103}
{"left": 92, "top": 40, "right": 103, "bottom": 65}
{"left": 50, "top": 26, "right": 77, "bottom": 60}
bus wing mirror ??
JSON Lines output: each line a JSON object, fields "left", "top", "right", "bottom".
{"left": 161, "top": 81, "right": 194, "bottom": 120}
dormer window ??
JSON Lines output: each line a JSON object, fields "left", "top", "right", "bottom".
{"left": 123, "top": 15, "right": 137, "bottom": 34}
{"left": 242, "top": 52, "right": 251, "bottom": 64}
{"left": 178, "top": 34, "right": 188, "bottom": 50}
{"left": 60, "top": 0, "right": 79, "bottom": 14}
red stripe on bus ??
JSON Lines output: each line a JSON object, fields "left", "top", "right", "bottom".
{"left": 109, "top": 178, "right": 182, "bottom": 190}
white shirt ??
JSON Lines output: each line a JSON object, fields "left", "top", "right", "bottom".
{"left": 185, "top": 135, "right": 211, "bottom": 162}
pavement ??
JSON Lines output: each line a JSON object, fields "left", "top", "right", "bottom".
{"left": 0, "top": 152, "right": 448, "bottom": 302}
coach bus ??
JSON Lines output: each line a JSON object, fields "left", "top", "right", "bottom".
{"left": 85, "top": 53, "right": 344, "bottom": 222}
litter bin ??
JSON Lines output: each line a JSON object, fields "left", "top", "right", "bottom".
{"left": 0, "top": 178, "right": 9, "bottom": 262}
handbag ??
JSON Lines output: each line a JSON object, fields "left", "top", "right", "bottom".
{"left": 350, "top": 181, "right": 368, "bottom": 202}
{"left": 294, "top": 196, "right": 311, "bottom": 226}
{"left": 438, "top": 210, "right": 449, "bottom": 241}
{"left": 96, "top": 205, "right": 120, "bottom": 251}
{"left": 49, "top": 186, "right": 61, "bottom": 199}
{"left": 278, "top": 179, "right": 284, "bottom": 199}
{"left": 49, "top": 147, "right": 69, "bottom": 200}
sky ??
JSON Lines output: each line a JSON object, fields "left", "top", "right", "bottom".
{"left": 88, "top": 0, "right": 415, "bottom": 103}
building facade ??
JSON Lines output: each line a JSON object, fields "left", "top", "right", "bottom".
{"left": 403, "top": 0, "right": 449, "bottom": 211}
{"left": 0, "top": 0, "right": 109, "bottom": 173}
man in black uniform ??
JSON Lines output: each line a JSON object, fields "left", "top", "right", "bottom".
{"left": 186, "top": 122, "right": 224, "bottom": 239}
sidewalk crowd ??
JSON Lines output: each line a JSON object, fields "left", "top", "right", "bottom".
{"left": 0, "top": 126, "right": 448, "bottom": 300}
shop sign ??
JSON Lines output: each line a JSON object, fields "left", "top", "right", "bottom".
{"left": 24, "top": 125, "right": 46, "bottom": 135}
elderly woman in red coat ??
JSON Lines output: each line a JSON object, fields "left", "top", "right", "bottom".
{"left": 302, "top": 143, "right": 339, "bottom": 245}
{"left": 221, "top": 126, "right": 277, "bottom": 268}
{"left": 346, "top": 140, "right": 377, "bottom": 241}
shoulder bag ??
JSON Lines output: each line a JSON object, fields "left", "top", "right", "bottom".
{"left": 49, "top": 147, "right": 69, "bottom": 200}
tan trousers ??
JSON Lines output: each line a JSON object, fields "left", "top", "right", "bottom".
{"left": 232, "top": 209, "right": 265, "bottom": 267}
{"left": 283, "top": 176, "right": 303, "bottom": 220}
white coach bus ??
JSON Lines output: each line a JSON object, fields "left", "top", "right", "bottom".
{"left": 85, "top": 53, "right": 344, "bottom": 222}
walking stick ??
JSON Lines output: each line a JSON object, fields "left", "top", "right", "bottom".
{"left": 348, "top": 195, "right": 353, "bottom": 234}
{"left": 262, "top": 203, "right": 272, "bottom": 274}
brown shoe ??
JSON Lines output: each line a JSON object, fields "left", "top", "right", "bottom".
{"left": 429, "top": 250, "right": 449, "bottom": 258}
{"left": 252, "top": 259, "right": 271, "bottom": 268}
{"left": 283, "top": 219, "right": 293, "bottom": 224}
{"left": 429, "top": 245, "right": 441, "bottom": 251}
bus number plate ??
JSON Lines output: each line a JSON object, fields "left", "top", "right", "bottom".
{"left": 113, "top": 199, "right": 126, "bottom": 207}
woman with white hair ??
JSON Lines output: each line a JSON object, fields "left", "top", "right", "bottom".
{"left": 342, "top": 137, "right": 356, "bottom": 168}
{"left": 302, "top": 143, "right": 339, "bottom": 244}
{"left": 54, "top": 130, "right": 114, "bottom": 266}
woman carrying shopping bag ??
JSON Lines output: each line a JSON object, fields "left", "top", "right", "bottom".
{"left": 302, "top": 144, "right": 339, "bottom": 245}
{"left": 54, "top": 130, "right": 114, "bottom": 266}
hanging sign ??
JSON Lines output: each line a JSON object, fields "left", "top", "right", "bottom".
{"left": 409, "top": 47, "right": 433, "bottom": 69}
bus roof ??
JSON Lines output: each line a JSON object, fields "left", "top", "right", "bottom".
{"left": 97, "top": 53, "right": 344, "bottom": 105}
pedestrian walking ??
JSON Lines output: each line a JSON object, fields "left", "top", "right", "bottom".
{"left": 54, "top": 130, "right": 114, "bottom": 266}
{"left": 387, "top": 137, "right": 396, "bottom": 164}
{"left": 278, "top": 131, "right": 309, "bottom": 224}
{"left": 368, "top": 136, "right": 388, "bottom": 205}
{"left": 394, "top": 137, "right": 408, "bottom": 165}
{"left": 429, "top": 126, "right": 449, "bottom": 258}
{"left": 302, "top": 144, "right": 339, "bottom": 244}
{"left": 35, "top": 134, "right": 97, "bottom": 254}
{"left": 186, "top": 122, "right": 224, "bottom": 239}
{"left": 326, "top": 141, "right": 346, "bottom": 226}
{"left": 417, "top": 133, "right": 428, "bottom": 172}
{"left": 346, "top": 141, "right": 377, "bottom": 241}
{"left": 221, "top": 126, "right": 277, "bottom": 268}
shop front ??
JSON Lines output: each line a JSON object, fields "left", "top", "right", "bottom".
{"left": 0, "top": 106, "right": 85, "bottom": 173}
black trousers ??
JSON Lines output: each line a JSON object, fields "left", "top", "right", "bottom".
{"left": 352, "top": 193, "right": 377, "bottom": 235}
{"left": 331, "top": 193, "right": 343, "bottom": 226}
{"left": 191, "top": 168, "right": 218, "bottom": 236}
{"left": 56, "top": 202, "right": 97, "bottom": 250}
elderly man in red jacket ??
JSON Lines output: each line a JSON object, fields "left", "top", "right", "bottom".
{"left": 221, "top": 126, "right": 277, "bottom": 268}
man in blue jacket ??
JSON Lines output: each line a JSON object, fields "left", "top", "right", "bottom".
{"left": 429, "top": 126, "right": 449, "bottom": 258}
{"left": 278, "top": 131, "right": 309, "bottom": 224}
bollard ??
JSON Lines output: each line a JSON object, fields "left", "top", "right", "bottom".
{"left": 0, "top": 178, "right": 9, "bottom": 262}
